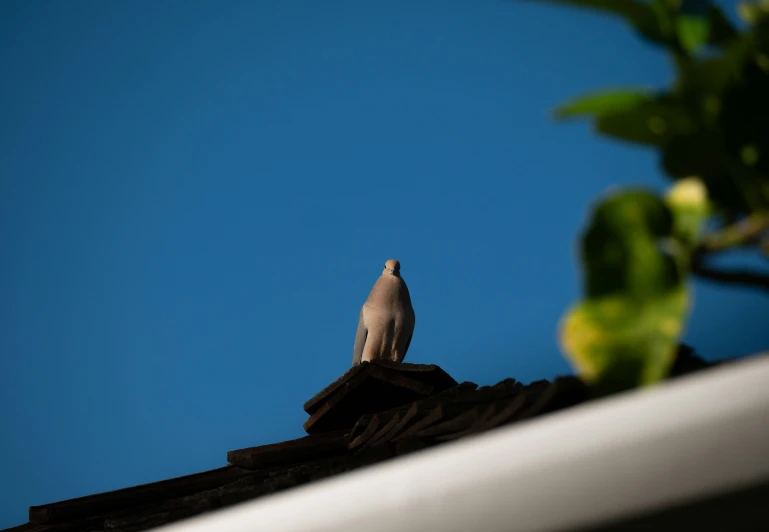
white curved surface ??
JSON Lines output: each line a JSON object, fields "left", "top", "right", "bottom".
{"left": 155, "top": 353, "right": 769, "bottom": 532}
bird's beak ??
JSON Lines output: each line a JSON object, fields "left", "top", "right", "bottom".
{"left": 388, "top": 268, "right": 396, "bottom": 275}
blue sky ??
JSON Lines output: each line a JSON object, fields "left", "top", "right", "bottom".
{"left": 1, "top": 0, "right": 766, "bottom": 528}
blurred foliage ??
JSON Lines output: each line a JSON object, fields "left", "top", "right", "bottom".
{"left": 549, "top": 0, "right": 769, "bottom": 220}
{"left": 517, "top": 0, "right": 769, "bottom": 394}
{"left": 561, "top": 182, "right": 707, "bottom": 394}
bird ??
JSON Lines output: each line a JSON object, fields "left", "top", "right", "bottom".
{"left": 352, "top": 259, "right": 416, "bottom": 366}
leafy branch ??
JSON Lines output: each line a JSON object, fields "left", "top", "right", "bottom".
{"left": 692, "top": 213, "right": 769, "bottom": 291}
{"left": 697, "top": 213, "right": 769, "bottom": 253}
{"left": 514, "top": 0, "right": 769, "bottom": 393}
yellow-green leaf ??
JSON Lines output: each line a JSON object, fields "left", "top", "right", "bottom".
{"left": 564, "top": 187, "right": 693, "bottom": 395}
{"left": 739, "top": 1, "right": 769, "bottom": 25}
{"left": 665, "top": 177, "right": 711, "bottom": 249}
{"left": 560, "top": 285, "right": 689, "bottom": 393}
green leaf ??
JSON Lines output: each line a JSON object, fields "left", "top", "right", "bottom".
{"left": 677, "top": 15, "right": 711, "bottom": 54}
{"left": 594, "top": 98, "right": 694, "bottom": 146}
{"left": 563, "top": 188, "right": 692, "bottom": 394}
{"left": 560, "top": 285, "right": 689, "bottom": 394}
{"left": 580, "top": 190, "right": 679, "bottom": 299}
{"left": 554, "top": 89, "right": 653, "bottom": 119}
{"left": 665, "top": 177, "right": 711, "bottom": 248}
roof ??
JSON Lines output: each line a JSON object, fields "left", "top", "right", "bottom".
{"left": 151, "top": 352, "right": 769, "bottom": 532}
{"left": 2, "top": 347, "right": 715, "bottom": 532}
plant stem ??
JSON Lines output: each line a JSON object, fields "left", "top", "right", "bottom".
{"left": 697, "top": 213, "right": 769, "bottom": 253}
{"left": 691, "top": 213, "right": 769, "bottom": 291}
{"left": 691, "top": 259, "right": 769, "bottom": 292}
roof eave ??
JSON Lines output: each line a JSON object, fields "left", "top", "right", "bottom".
{"left": 152, "top": 352, "right": 769, "bottom": 532}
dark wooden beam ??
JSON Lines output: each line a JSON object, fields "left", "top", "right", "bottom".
{"left": 28, "top": 466, "right": 249, "bottom": 525}
{"left": 227, "top": 430, "right": 349, "bottom": 469}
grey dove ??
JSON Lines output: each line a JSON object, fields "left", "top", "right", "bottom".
{"left": 352, "top": 259, "right": 416, "bottom": 366}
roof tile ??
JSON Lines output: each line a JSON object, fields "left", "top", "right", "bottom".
{"left": 3, "top": 346, "right": 719, "bottom": 532}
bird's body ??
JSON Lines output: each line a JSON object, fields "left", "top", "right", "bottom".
{"left": 352, "top": 259, "right": 415, "bottom": 366}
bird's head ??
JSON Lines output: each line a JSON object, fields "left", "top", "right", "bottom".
{"left": 382, "top": 259, "right": 401, "bottom": 277}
